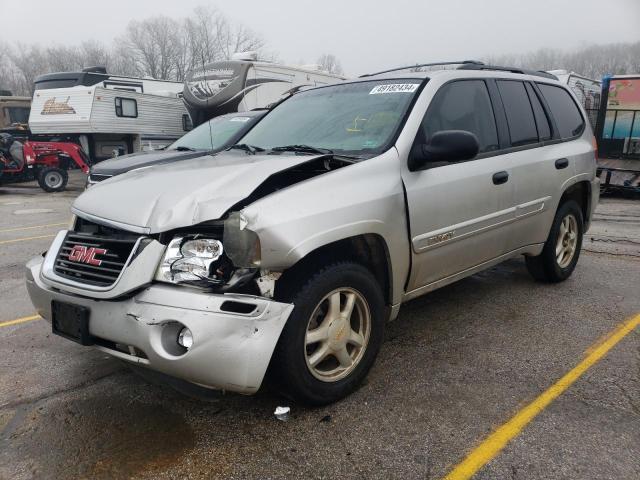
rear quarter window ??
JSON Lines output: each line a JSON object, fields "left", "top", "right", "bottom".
{"left": 497, "top": 80, "right": 538, "bottom": 146}
{"left": 537, "top": 83, "right": 585, "bottom": 139}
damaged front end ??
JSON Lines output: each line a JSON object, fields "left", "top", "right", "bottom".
{"left": 150, "top": 154, "right": 354, "bottom": 297}
{"left": 26, "top": 153, "right": 354, "bottom": 394}
{"left": 154, "top": 211, "right": 262, "bottom": 294}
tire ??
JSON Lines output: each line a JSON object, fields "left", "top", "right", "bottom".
{"left": 270, "top": 262, "right": 385, "bottom": 405}
{"left": 525, "top": 200, "right": 584, "bottom": 283}
{"left": 38, "top": 167, "right": 68, "bottom": 192}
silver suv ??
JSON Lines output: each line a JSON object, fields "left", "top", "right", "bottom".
{"left": 26, "top": 62, "right": 599, "bottom": 405}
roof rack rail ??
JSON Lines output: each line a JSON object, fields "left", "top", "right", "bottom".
{"left": 359, "top": 60, "right": 484, "bottom": 78}
{"left": 457, "top": 63, "right": 558, "bottom": 80}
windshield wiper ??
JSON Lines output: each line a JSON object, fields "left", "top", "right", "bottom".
{"left": 271, "top": 144, "right": 333, "bottom": 155}
{"left": 228, "top": 143, "right": 265, "bottom": 154}
{"left": 173, "top": 146, "right": 196, "bottom": 151}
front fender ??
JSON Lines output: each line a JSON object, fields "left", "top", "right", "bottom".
{"left": 242, "top": 150, "right": 410, "bottom": 305}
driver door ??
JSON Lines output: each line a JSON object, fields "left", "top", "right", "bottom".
{"left": 402, "top": 79, "right": 515, "bottom": 292}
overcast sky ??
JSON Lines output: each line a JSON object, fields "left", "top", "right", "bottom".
{"left": 1, "top": 0, "right": 639, "bottom": 75}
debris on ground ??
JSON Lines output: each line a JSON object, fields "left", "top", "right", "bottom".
{"left": 274, "top": 406, "right": 290, "bottom": 421}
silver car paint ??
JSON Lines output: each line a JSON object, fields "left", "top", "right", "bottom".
{"left": 26, "top": 69, "right": 599, "bottom": 394}
{"left": 241, "top": 148, "right": 410, "bottom": 306}
{"left": 72, "top": 150, "right": 331, "bottom": 234}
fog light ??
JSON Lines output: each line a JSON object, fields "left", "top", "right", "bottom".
{"left": 177, "top": 327, "right": 193, "bottom": 349}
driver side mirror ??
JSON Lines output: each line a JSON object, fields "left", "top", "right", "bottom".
{"left": 408, "top": 130, "right": 480, "bottom": 171}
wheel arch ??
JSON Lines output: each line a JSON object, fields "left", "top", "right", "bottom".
{"left": 559, "top": 180, "right": 591, "bottom": 223}
{"left": 274, "top": 233, "right": 394, "bottom": 309}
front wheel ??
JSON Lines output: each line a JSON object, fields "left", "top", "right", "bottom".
{"left": 525, "top": 200, "right": 584, "bottom": 282}
{"left": 38, "top": 167, "right": 68, "bottom": 192}
{"left": 270, "top": 262, "right": 385, "bottom": 405}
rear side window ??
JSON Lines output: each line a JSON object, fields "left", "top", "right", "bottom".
{"left": 421, "top": 80, "right": 499, "bottom": 154}
{"left": 525, "top": 83, "right": 551, "bottom": 141}
{"left": 537, "top": 84, "right": 585, "bottom": 139}
{"left": 497, "top": 80, "right": 538, "bottom": 146}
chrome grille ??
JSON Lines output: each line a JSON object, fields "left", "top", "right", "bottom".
{"left": 53, "top": 232, "right": 137, "bottom": 287}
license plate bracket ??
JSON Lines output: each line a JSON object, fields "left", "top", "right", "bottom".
{"left": 51, "top": 301, "right": 93, "bottom": 346}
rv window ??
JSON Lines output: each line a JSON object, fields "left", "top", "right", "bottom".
{"left": 115, "top": 97, "right": 137, "bottom": 118}
{"left": 182, "top": 114, "right": 193, "bottom": 131}
{"left": 537, "top": 84, "right": 585, "bottom": 139}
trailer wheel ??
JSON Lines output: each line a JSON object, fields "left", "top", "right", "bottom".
{"left": 38, "top": 167, "right": 68, "bottom": 192}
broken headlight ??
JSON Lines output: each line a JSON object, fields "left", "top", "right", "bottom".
{"left": 155, "top": 214, "right": 261, "bottom": 288}
{"left": 155, "top": 236, "right": 230, "bottom": 286}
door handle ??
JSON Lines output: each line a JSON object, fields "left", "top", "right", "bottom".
{"left": 492, "top": 171, "right": 509, "bottom": 185}
{"left": 555, "top": 158, "right": 569, "bottom": 170}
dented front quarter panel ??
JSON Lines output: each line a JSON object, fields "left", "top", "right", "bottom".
{"left": 72, "top": 151, "right": 328, "bottom": 234}
{"left": 243, "top": 149, "right": 410, "bottom": 306}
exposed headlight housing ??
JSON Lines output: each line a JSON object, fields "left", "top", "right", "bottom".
{"left": 155, "top": 236, "right": 226, "bottom": 285}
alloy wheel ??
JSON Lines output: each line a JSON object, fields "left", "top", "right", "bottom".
{"left": 304, "top": 287, "right": 371, "bottom": 382}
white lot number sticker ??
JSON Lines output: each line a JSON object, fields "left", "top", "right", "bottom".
{"left": 369, "top": 83, "right": 419, "bottom": 94}
{"left": 230, "top": 117, "right": 251, "bottom": 122}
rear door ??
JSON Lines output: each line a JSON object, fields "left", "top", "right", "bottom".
{"left": 500, "top": 80, "right": 585, "bottom": 250}
{"left": 402, "top": 79, "right": 516, "bottom": 291}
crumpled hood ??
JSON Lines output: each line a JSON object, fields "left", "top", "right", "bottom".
{"left": 73, "top": 150, "right": 325, "bottom": 233}
{"left": 90, "top": 149, "right": 204, "bottom": 176}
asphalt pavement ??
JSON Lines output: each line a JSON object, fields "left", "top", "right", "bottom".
{"left": 1, "top": 172, "right": 639, "bottom": 479}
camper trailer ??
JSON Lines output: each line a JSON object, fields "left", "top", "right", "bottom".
{"left": 183, "top": 52, "right": 346, "bottom": 126}
{"left": 28, "top": 68, "right": 191, "bottom": 162}
{"left": 548, "top": 70, "right": 601, "bottom": 129}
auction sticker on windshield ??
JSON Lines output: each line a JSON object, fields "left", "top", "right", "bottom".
{"left": 369, "top": 84, "right": 419, "bottom": 94}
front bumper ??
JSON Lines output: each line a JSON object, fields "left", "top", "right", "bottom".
{"left": 26, "top": 255, "right": 293, "bottom": 394}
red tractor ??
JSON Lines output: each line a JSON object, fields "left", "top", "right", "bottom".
{"left": 0, "top": 133, "right": 90, "bottom": 192}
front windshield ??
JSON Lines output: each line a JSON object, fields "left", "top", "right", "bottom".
{"left": 239, "top": 80, "right": 422, "bottom": 155}
{"left": 169, "top": 115, "right": 255, "bottom": 151}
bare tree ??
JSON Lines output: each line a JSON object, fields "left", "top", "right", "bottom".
{"left": 317, "top": 53, "right": 344, "bottom": 75}
{"left": 484, "top": 42, "right": 640, "bottom": 80}
{"left": 117, "top": 16, "right": 183, "bottom": 79}
{"left": 8, "top": 44, "right": 50, "bottom": 95}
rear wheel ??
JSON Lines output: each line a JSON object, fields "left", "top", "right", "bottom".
{"left": 38, "top": 167, "right": 68, "bottom": 192}
{"left": 270, "top": 262, "right": 385, "bottom": 405}
{"left": 525, "top": 200, "right": 583, "bottom": 282}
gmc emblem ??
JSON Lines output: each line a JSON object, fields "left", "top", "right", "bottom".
{"left": 68, "top": 245, "right": 107, "bottom": 266}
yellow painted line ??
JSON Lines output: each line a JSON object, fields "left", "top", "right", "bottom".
{"left": 444, "top": 312, "right": 640, "bottom": 480}
{"left": 0, "top": 315, "right": 41, "bottom": 328}
{"left": 0, "top": 222, "right": 67, "bottom": 233}
{"left": 0, "top": 234, "right": 56, "bottom": 245}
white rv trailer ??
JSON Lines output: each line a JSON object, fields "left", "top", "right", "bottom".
{"left": 547, "top": 70, "right": 602, "bottom": 128}
{"left": 183, "top": 52, "right": 346, "bottom": 126}
{"left": 28, "top": 68, "right": 191, "bottom": 161}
